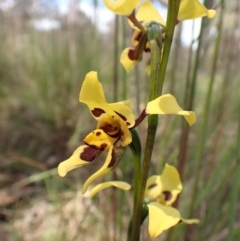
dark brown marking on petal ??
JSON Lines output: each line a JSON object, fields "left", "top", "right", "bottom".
{"left": 162, "top": 191, "right": 172, "bottom": 201}
{"left": 100, "top": 124, "right": 119, "bottom": 133}
{"left": 115, "top": 111, "right": 127, "bottom": 121}
{"left": 144, "top": 47, "right": 150, "bottom": 53}
{"left": 84, "top": 142, "right": 108, "bottom": 151}
{"left": 147, "top": 183, "right": 157, "bottom": 189}
{"left": 108, "top": 133, "right": 120, "bottom": 139}
{"left": 126, "top": 122, "right": 130, "bottom": 126}
{"left": 107, "top": 146, "right": 125, "bottom": 168}
{"left": 91, "top": 108, "right": 105, "bottom": 117}
{"left": 96, "top": 131, "right": 101, "bottom": 136}
{"left": 99, "top": 143, "right": 108, "bottom": 151}
{"left": 128, "top": 48, "right": 138, "bottom": 61}
{"left": 107, "top": 150, "right": 117, "bottom": 168}
{"left": 80, "top": 146, "right": 100, "bottom": 162}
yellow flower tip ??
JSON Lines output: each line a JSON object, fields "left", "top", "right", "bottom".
{"left": 136, "top": 1, "right": 166, "bottom": 26}
{"left": 147, "top": 202, "right": 181, "bottom": 237}
{"left": 103, "top": 0, "right": 141, "bottom": 16}
{"left": 181, "top": 218, "right": 200, "bottom": 224}
{"left": 89, "top": 181, "right": 131, "bottom": 198}
{"left": 146, "top": 94, "right": 196, "bottom": 126}
{"left": 185, "top": 111, "right": 196, "bottom": 126}
{"left": 207, "top": 9, "right": 216, "bottom": 18}
{"left": 178, "top": 0, "right": 216, "bottom": 21}
{"left": 58, "top": 162, "right": 68, "bottom": 177}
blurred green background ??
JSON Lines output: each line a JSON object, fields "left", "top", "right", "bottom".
{"left": 0, "top": 0, "right": 239, "bottom": 240}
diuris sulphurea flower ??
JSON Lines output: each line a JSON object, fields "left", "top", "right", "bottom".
{"left": 108, "top": 0, "right": 216, "bottom": 73}
{"left": 58, "top": 71, "right": 196, "bottom": 193}
{"left": 90, "top": 164, "right": 199, "bottom": 238}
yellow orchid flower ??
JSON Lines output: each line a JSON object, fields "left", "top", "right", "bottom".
{"left": 120, "top": 0, "right": 216, "bottom": 73}
{"left": 58, "top": 71, "right": 196, "bottom": 193}
{"left": 103, "top": 0, "right": 141, "bottom": 16}
{"left": 90, "top": 164, "right": 199, "bottom": 238}
{"left": 145, "top": 164, "right": 199, "bottom": 237}
{"left": 178, "top": 0, "right": 216, "bottom": 21}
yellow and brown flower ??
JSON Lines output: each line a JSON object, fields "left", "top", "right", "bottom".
{"left": 58, "top": 71, "right": 196, "bottom": 193}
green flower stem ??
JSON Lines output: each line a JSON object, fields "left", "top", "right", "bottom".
{"left": 130, "top": 1, "right": 181, "bottom": 240}
{"left": 185, "top": 1, "right": 225, "bottom": 239}
{"left": 119, "top": 16, "right": 127, "bottom": 241}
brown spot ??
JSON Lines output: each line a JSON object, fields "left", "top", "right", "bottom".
{"left": 96, "top": 131, "right": 101, "bottom": 136}
{"left": 80, "top": 146, "right": 100, "bottom": 162}
{"left": 107, "top": 150, "right": 117, "bottom": 168}
{"left": 108, "top": 133, "right": 120, "bottom": 139}
{"left": 101, "top": 124, "right": 119, "bottom": 133}
{"left": 107, "top": 146, "right": 125, "bottom": 168}
{"left": 91, "top": 108, "right": 105, "bottom": 117}
{"left": 147, "top": 183, "right": 157, "bottom": 189}
{"left": 115, "top": 111, "right": 127, "bottom": 121}
{"left": 128, "top": 48, "right": 137, "bottom": 61}
{"left": 99, "top": 143, "right": 108, "bottom": 151}
{"left": 162, "top": 191, "right": 172, "bottom": 201}
{"left": 144, "top": 47, "right": 150, "bottom": 52}
{"left": 126, "top": 122, "right": 130, "bottom": 126}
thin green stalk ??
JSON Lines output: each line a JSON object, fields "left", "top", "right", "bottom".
{"left": 127, "top": 129, "right": 142, "bottom": 241}
{"left": 130, "top": 1, "right": 181, "bottom": 240}
{"left": 112, "top": 14, "right": 119, "bottom": 241}
{"left": 185, "top": 1, "right": 225, "bottom": 239}
{"left": 130, "top": 26, "right": 162, "bottom": 241}
{"left": 119, "top": 15, "right": 127, "bottom": 241}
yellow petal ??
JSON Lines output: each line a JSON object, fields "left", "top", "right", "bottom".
{"left": 181, "top": 218, "right": 200, "bottom": 224}
{"left": 96, "top": 114, "right": 132, "bottom": 146}
{"left": 178, "top": 0, "right": 216, "bottom": 21}
{"left": 84, "top": 129, "right": 117, "bottom": 151}
{"left": 136, "top": 1, "right": 166, "bottom": 26}
{"left": 118, "top": 118, "right": 132, "bottom": 146}
{"left": 120, "top": 48, "right": 139, "bottom": 72}
{"left": 89, "top": 181, "right": 131, "bottom": 198}
{"left": 103, "top": 0, "right": 140, "bottom": 16}
{"left": 160, "top": 164, "right": 182, "bottom": 205}
{"left": 58, "top": 145, "right": 100, "bottom": 177}
{"left": 79, "top": 71, "right": 113, "bottom": 119}
{"left": 108, "top": 102, "right": 135, "bottom": 128}
{"left": 117, "top": 99, "right": 131, "bottom": 108}
{"left": 147, "top": 202, "right": 181, "bottom": 237}
{"left": 81, "top": 145, "right": 125, "bottom": 194}
{"left": 80, "top": 71, "right": 135, "bottom": 127}
{"left": 145, "top": 175, "right": 162, "bottom": 201}
{"left": 146, "top": 94, "right": 196, "bottom": 126}
{"left": 145, "top": 164, "right": 182, "bottom": 205}
{"left": 97, "top": 114, "right": 121, "bottom": 136}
